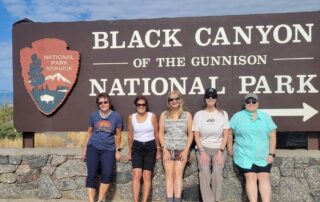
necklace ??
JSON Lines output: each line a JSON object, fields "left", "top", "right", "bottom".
{"left": 99, "top": 110, "right": 112, "bottom": 119}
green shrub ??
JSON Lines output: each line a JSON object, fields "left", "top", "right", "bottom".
{"left": 0, "top": 106, "right": 22, "bottom": 139}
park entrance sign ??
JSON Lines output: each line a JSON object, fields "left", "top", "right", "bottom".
{"left": 13, "top": 11, "right": 320, "bottom": 132}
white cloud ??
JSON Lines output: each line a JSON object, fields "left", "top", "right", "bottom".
{"left": 3, "top": 0, "right": 320, "bottom": 22}
{"left": 1, "top": 0, "right": 320, "bottom": 93}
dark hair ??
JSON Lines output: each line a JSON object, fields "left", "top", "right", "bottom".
{"left": 96, "top": 92, "right": 114, "bottom": 110}
{"left": 134, "top": 96, "right": 149, "bottom": 112}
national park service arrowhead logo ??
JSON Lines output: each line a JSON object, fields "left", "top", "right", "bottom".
{"left": 20, "top": 38, "right": 80, "bottom": 116}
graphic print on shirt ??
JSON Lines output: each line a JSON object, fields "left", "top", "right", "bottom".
{"left": 206, "top": 118, "right": 215, "bottom": 123}
{"left": 96, "top": 120, "right": 112, "bottom": 133}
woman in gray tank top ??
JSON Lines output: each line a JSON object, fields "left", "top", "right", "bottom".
{"left": 159, "top": 90, "right": 193, "bottom": 202}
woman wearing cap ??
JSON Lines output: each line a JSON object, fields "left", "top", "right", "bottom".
{"left": 127, "top": 96, "right": 161, "bottom": 202}
{"left": 227, "top": 93, "right": 277, "bottom": 202}
{"left": 82, "top": 93, "right": 122, "bottom": 202}
{"left": 192, "top": 87, "right": 230, "bottom": 202}
{"left": 159, "top": 90, "right": 193, "bottom": 202}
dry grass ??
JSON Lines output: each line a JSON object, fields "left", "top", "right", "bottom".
{"left": 0, "top": 137, "right": 23, "bottom": 148}
{"left": 0, "top": 131, "right": 129, "bottom": 148}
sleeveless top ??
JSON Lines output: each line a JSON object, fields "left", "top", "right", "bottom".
{"left": 164, "top": 111, "right": 188, "bottom": 150}
{"left": 132, "top": 112, "right": 155, "bottom": 142}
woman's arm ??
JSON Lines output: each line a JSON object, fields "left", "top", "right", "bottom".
{"left": 151, "top": 113, "right": 161, "bottom": 160}
{"left": 267, "top": 129, "right": 277, "bottom": 163}
{"left": 180, "top": 112, "right": 194, "bottom": 163}
{"left": 227, "top": 129, "right": 233, "bottom": 156}
{"left": 82, "top": 127, "right": 93, "bottom": 160}
{"left": 127, "top": 115, "right": 133, "bottom": 160}
{"left": 159, "top": 112, "right": 171, "bottom": 162}
{"left": 184, "top": 112, "right": 194, "bottom": 151}
{"left": 115, "top": 127, "right": 122, "bottom": 161}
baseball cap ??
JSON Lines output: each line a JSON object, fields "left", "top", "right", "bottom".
{"left": 244, "top": 93, "right": 259, "bottom": 101}
{"left": 204, "top": 88, "right": 218, "bottom": 98}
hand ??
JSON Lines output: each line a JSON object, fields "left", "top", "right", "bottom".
{"left": 156, "top": 149, "right": 161, "bottom": 161}
{"left": 115, "top": 151, "right": 121, "bottom": 161}
{"left": 200, "top": 152, "right": 210, "bottom": 165}
{"left": 126, "top": 150, "right": 132, "bottom": 161}
{"left": 267, "top": 155, "right": 274, "bottom": 164}
{"left": 179, "top": 149, "right": 189, "bottom": 163}
{"left": 227, "top": 148, "right": 233, "bottom": 157}
{"left": 214, "top": 151, "right": 223, "bottom": 165}
{"left": 81, "top": 148, "right": 86, "bottom": 161}
{"left": 162, "top": 149, "right": 171, "bottom": 162}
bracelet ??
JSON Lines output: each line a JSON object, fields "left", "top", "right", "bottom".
{"left": 116, "top": 148, "right": 121, "bottom": 152}
{"left": 269, "top": 153, "right": 275, "bottom": 157}
{"left": 219, "top": 148, "right": 224, "bottom": 153}
{"left": 198, "top": 147, "right": 205, "bottom": 153}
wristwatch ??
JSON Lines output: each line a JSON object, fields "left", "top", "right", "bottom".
{"left": 269, "top": 153, "right": 275, "bottom": 157}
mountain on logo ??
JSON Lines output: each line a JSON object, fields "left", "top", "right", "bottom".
{"left": 45, "top": 73, "right": 71, "bottom": 84}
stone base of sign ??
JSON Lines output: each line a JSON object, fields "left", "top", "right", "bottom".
{"left": 0, "top": 148, "right": 319, "bottom": 201}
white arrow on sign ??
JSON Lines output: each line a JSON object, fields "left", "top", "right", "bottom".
{"left": 260, "top": 102, "right": 318, "bottom": 122}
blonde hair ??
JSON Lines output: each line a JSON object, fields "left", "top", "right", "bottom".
{"left": 165, "top": 90, "right": 184, "bottom": 118}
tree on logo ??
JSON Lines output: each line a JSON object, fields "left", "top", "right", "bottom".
{"left": 28, "top": 54, "right": 45, "bottom": 90}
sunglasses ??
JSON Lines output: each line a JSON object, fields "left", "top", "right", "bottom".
{"left": 136, "top": 103, "right": 146, "bottom": 107}
{"left": 205, "top": 95, "right": 216, "bottom": 99}
{"left": 98, "top": 101, "right": 109, "bottom": 105}
{"left": 245, "top": 99, "right": 257, "bottom": 104}
{"left": 168, "top": 97, "right": 180, "bottom": 102}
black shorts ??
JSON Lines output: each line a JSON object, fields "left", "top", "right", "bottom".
{"left": 132, "top": 139, "right": 157, "bottom": 171}
{"left": 236, "top": 163, "right": 272, "bottom": 174}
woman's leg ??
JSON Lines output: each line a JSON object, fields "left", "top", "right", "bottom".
{"left": 141, "top": 140, "right": 157, "bottom": 202}
{"left": 163, "top": 159, "right": 175, "bottom": 200}
{"left": 98, "top": 150, "right": 115, "bottom": 201}
{"left": 257, "top": 172, "right": 271, "bottom": 202}
{"left": 132, "top": 168, "right": 143, "bottom": 202}
{"left": 196, "top": 151, "right": 214, "bottom": 202}
{"left": 85, "top": 145, "right": 100, "bottom": 202}
{"left": 173, "top": 160, "right": 187, "bottom": 199}
{"left": 244, "top": 172, "right": 258, "bottom": 202}
{"left": 142, "top": 170, "right": 152, "bottom": 202}
{"left": 211, "top": 150, "right": 227, "bottom": 201}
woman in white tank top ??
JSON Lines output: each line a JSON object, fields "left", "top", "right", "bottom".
{"left": 127, "top": 96, "right": 160, "bottom": 202}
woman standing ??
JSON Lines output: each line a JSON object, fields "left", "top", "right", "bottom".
{"left": 82, "top": 93, "right": 122, "bottom": 202}
{"left": 159, "top": 90, "right": 193, "bottom": 202}
{"left": 193, "top": 88, "right": 230, "bottom": 202}
{"left": 227, "top": 93, "right": 277, "bottom": 202}
{"left": 127, "top": 96, "right": 161, "bottom": 202}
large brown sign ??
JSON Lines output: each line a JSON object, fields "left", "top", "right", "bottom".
{"left": 13, "top": 11, "right": 320, "bottom": 132}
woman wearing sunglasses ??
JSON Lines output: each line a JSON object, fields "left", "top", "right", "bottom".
{"left": 82, "top": 93, "right": 122, "bottom": 202}
{"left": 227, "top": 93, "right": 277, "bottom": 202}
{"left": 127, "top": 96, "right": 161, "bottom": 202}
{"left": 192, "top": 88, "right": 230, "bottom": 202}
{"left": 158, "top": 90, "right": 193, "bottom": 202}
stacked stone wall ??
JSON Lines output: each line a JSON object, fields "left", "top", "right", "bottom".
{"left": 0, "top": 149, "right": 319, "bottom": 201}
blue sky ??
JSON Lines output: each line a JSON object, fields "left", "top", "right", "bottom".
{"left": 1, "top": 0, "right": 320, "bottom": 93}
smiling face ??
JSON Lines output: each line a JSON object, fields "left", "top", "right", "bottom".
{"left": 98, "top": 97, "right": 110, "bottom": 112}
{"left": 135, "top": 99, "right": 147, "bottom": 114}
{"left": 168, "top": 92, "right": 181, "bottom": 109}
{"left": 245, "top": 98, "right": 259, "bottom": 112}
{"left": 205, "top": 97, "right": 217, "bottom": 109}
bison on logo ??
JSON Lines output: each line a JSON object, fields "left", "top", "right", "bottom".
{"left": 20, "top": 38, "right": 80, "bottom": 115}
